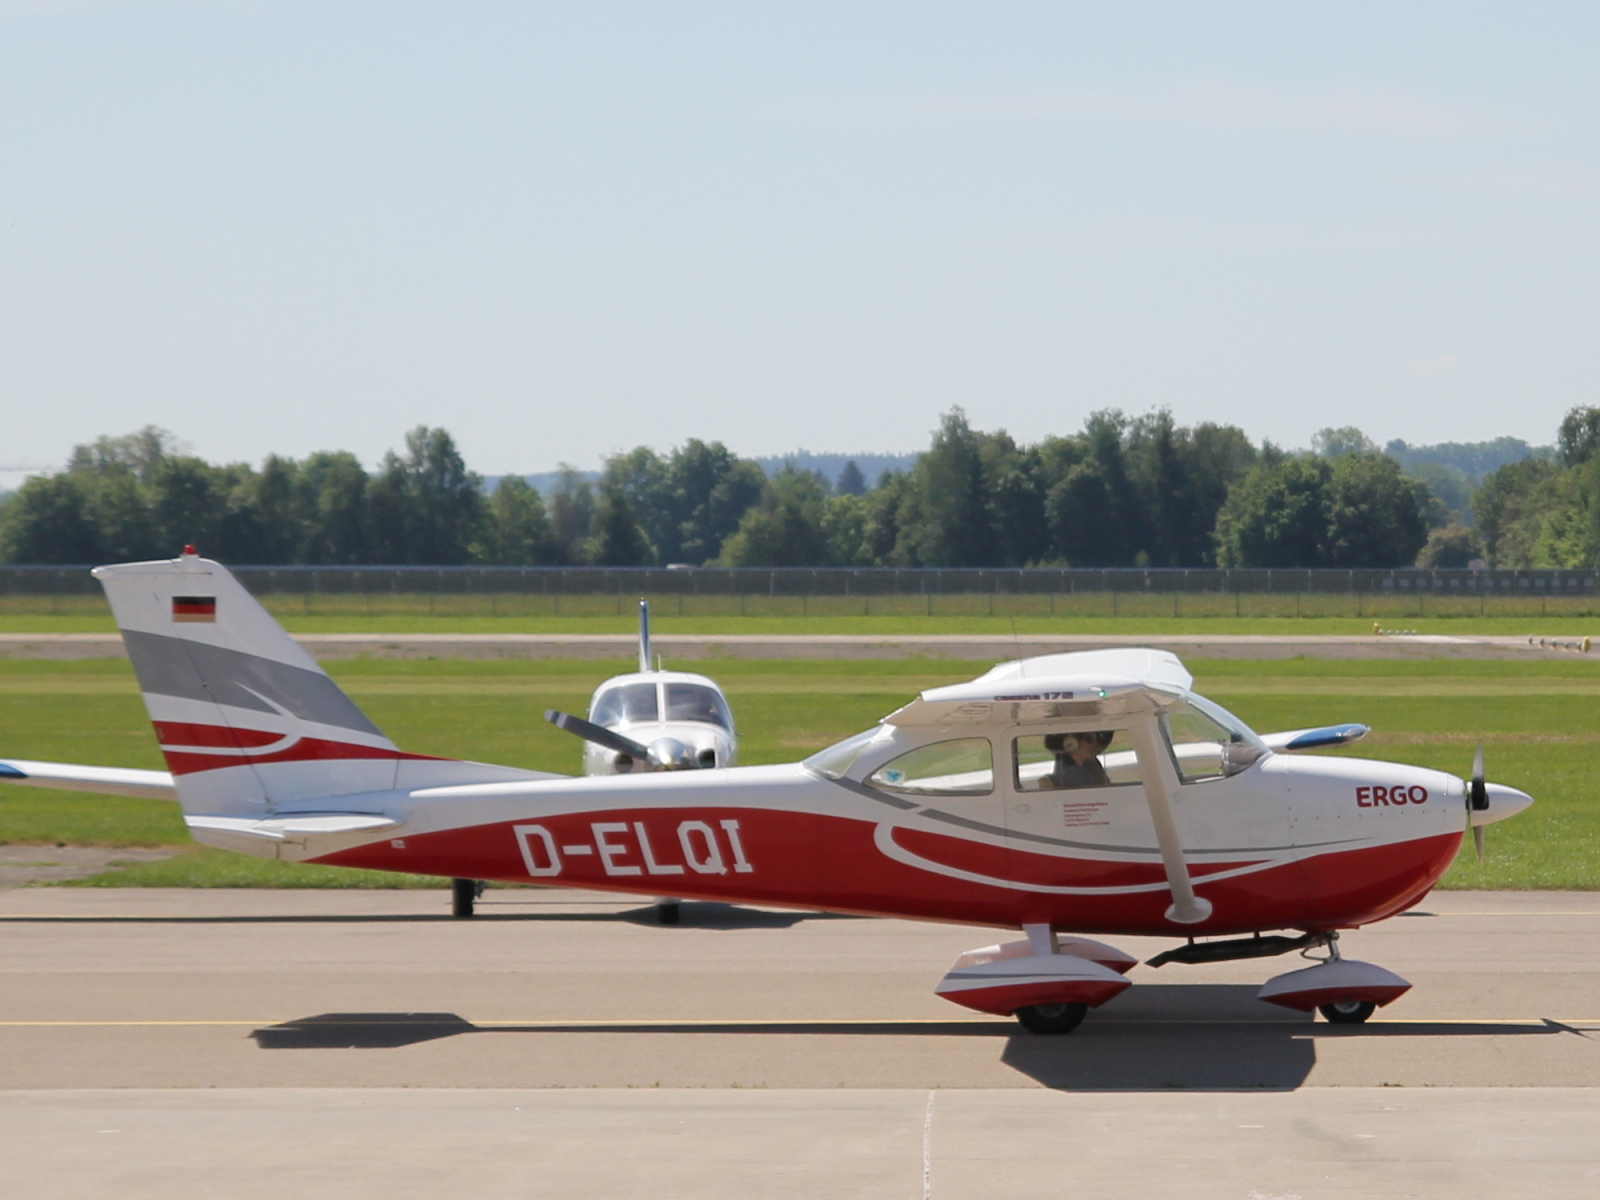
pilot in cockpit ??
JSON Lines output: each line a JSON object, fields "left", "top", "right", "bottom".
{"left": 1041, "top": 730, "right": 1113, "bottom": 790}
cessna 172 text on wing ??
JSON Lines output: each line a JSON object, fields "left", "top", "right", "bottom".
{"left": 0, "top": 550, "right": 1533, "bottom": 1034}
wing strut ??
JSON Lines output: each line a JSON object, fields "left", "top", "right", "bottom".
{"left": 1126, "top": 716, "right": 1213, "bottom": 926}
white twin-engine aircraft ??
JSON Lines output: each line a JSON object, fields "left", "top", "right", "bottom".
{"left": 0, "top": 551, "right": 1534, "bottom": 1035}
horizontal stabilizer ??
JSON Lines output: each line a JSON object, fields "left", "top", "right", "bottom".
{"left": 0, "top": 758, "right": 177, "bottom": 801}
{"left": 184, "top": 812, "right": 400, "bottom": 859}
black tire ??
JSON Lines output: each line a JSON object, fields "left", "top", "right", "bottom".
{"left": 1014, "top": 1002, "right": 1089, "bottom": 1035}
{"left": 451, "top": 878, "right": 477, "bottom": 919}
{"left": 1318, "top": 999, "right": 1376, "bottom": 1025}
{"left": 657, "top": 901, "right": 681, "bottom": 926}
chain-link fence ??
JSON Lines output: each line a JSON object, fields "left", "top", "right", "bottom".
{"left": 3, "top": 564, "right": 1598, "bottom": 619}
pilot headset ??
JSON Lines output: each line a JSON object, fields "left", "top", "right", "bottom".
{"left": 1050, "top": 731, "right": 1112, "bottom": 754}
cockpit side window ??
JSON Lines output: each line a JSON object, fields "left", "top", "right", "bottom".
{"left": 867, "top": 738, "right": 993, "bottom": 797}
{"left": 664, "top": 683, "right": 734, "bottom": 731}
{"left": 590, "top": 682, "right": 660, "bottom": 726}
{"left": 1163, "top": 704, "right": 1265, "bottom": 783}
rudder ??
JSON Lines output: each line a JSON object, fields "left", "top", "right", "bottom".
{"left": 95, "top": 548, "right": 402, "bottom": 816}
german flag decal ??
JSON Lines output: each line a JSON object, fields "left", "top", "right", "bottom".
{"left": 172, "top": 596, "right": 217, "bottom": 623}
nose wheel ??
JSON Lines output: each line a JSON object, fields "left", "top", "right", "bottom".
{"left": 1013, "top": 1002, "right": 1089, "bottom": 1035}
{"left": 1318, "top": 999, "right": 1377, "bottom": 1025}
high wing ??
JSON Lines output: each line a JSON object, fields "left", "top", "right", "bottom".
{"left": 884, "top": 647, "right": 1191, "bottom": 729}
{"left": 905, "top": 651, "right": 1369, "bottom": 752}
{"left": 0, "top": 758, "right": 177, "bottom": 801}
{"left": 1259, "top": 724, "right": 1369, "bottom": 751}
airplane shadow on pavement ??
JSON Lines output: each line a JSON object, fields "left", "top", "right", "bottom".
{"left": 2, "top": 902, "right": 846, "bottom": 929}
{"left": 615, "top": 902, "right": 853, "bottom": 930}
{"left": 248, "top": 983, "right": 1566, "bottom": 1089}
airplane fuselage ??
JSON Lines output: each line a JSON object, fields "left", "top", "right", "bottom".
{"left": 312, "top": 745, "right": 1470, "bottom": 937}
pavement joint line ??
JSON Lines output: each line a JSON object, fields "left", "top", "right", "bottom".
{"left": 2, "top": 1017, "right": 1598, "bottom": 1028}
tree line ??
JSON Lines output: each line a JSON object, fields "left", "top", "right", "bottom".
{"left": 1, "top": 408, "right": 1591, "bottom": 569}
{"left": 1473, "top": 407, "right": 1600, "bottom": 569}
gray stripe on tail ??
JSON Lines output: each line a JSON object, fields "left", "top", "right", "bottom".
{"left": 123, "top": 630, "right": 384, "bottom": 738}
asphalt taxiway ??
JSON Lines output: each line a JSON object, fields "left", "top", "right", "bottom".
{"left": 4, "top": 887, "right": 1600, "bottom": 1197}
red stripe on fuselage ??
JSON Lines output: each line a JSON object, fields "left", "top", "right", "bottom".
{"left": 311, "top": 806, "right": 1463, "bottom": 936}
{"left": 894, "top": 824, "right": 1266, "bottom": 888}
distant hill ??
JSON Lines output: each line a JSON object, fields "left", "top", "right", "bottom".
{"left": 503, "top": 451, "right": 920, "bottom": 497}
{"left": 1385, "top": 437, "right": 1552, "bottom": 483}
{"left": 749, "top": 452, "right": 919, "bottom": 489}
{"left": 1382, "top": 436, "right": 1554, "bottom": 527}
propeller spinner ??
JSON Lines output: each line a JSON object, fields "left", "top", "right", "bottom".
{"left": 544, "top": 709, "right": 703, "bottom": 772}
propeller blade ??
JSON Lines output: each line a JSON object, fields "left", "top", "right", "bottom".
{"left": 544, "top": 710, "right": 651, "bottom": 761}
{"left": 1470, "top": 744, "right": 1489, "bottom": 811}
{"left": 1473, "top": 823, "right": 1486, "bottom": 865}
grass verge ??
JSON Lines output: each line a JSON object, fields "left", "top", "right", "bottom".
{"left": 63, "top": 847, "right": 450, "bottom": 888}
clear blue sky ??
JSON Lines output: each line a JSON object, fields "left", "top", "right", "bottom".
{"left": 3, "top": 2, "right": 1597, "bottom": 485}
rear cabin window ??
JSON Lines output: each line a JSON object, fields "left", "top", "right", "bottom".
{"left": 590, "top": 683, "right": 659, "bottom": 726}
{"left": 868, "top": 739, "right": 993, "bottom": 797}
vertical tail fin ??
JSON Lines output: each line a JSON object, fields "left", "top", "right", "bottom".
{"left": 638, "top": 598, "right": 652, "bottom": 674}
{"left": 95, "top": 549, "right": 400, "bottom": 816}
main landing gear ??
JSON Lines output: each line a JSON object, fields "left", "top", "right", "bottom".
{"left": 936, "top": 925, "right": 1414, "bottom": 1034}
{"left": 934, "top": 928, "right": 1136, "bottom": 1034}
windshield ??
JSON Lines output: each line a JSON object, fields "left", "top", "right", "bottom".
{"left": 664, "top": 683, "right": 734, "bottom": 731}
{"left": 1163, "top": 697, "right": 1267, "bottom": 782}
{"left": 803, "top": 728, "right": 881, "bottom": 779}
{"left": 590, "top": 682, "right": 659, "bottom": 727}
{"left": 1185, "top": 694, "right": 1268, "bottom": 751}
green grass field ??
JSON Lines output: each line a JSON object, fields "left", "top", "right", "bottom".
{"left": 5, "top": 588, "right": 1600, "bottom": 636}
{"left": 0, "top": 654, "right": 1596, "bottom": 889}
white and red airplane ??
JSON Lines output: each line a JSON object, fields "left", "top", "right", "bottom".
{"left": 0, "top": 550, "right": 1534, "bottom": 1034}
